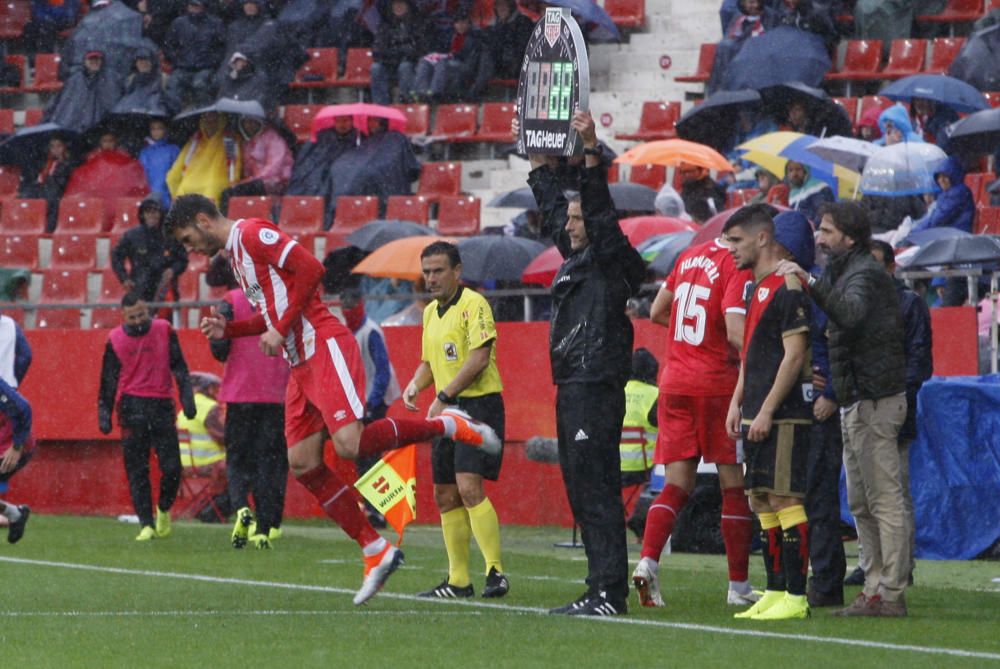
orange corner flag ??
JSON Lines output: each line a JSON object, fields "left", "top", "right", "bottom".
{"left": 354, "top": 445, "right": 416, "bottom": 545}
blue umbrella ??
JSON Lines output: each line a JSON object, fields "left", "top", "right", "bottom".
{"left": 880, "top": 74, "right": 989, "bottom": 114}
{"left": 541, "top": 0, "right": 621, "bottom": 42}
{"left": 903, "top": 226, "right": 973, "bottom": 247}
{"left": 777, "top": 134, "right": 841, "bottom": 193}
{"left": 721, "top": 26, "right": 832, "bottom": 91}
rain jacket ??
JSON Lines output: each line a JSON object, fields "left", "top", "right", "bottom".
{"left": 325, "top": 129, "right": 419, "bottom": 226}
{"left": 111, "top": 222, "right": 189, "bottom": 302}
{"left": 59, "top": 0, "right": 143, "bottom": 83}
{"left": 63, "top": 148, "right": 151, "bottom": 205}
{"left": 43, "top": 63, "right": 122, "bottom": 134}
{"left": 163, "top": 10, "right": 226, "bottom": 72}
{"left": 240, "top": 125, "right": 293, "bottom": 193}
{"left": 911, "top": 156, "right": 976, "bottom": 233}
{"left": 372, "top": 3, "right": 427, "bottom": 67}
{"left": 166, "top": 117, "right": 242, "bottom": 205}
{"left": 140, "top": 138, "right": 181, "bottom": 207}
{"left": 529, "top": 163, "right": 645, "bottom": 387}
{"left": 895, "top": 278, "right": 932, "bottom": 441}
{"left": 286, "top": 128, "right": 357, "bottom": 196}
{"left": 788, "top": 163, "right": 834, "bottom": 223}
{"left": 114, "top": 47, "right": 178, "bottom": 117}
{"left": 217, "top": 56, "right": 274, "bottom": 111}
{"left": 876, "top": 104, "right": 924, "bottom": 145}
{"left": 484, "top": 4, "right": 533, "bottom": 79}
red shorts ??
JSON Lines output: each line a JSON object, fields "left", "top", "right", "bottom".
{"left": 284, "top": 330, "right": 366, "bottom": 447}
{"left": 653, "top": 393, "right": 738, "bottom": 465}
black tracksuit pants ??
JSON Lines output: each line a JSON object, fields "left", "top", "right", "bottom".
{"left": 555, "top": 382, "right": 629, "bottom": 604}
{"left": 224, "top": 403, "right": 288, "bottom": 534}
{"left": 120, "top": 397, "right": 182, "bottom": 528}
{"left": 807, "top": 415, "right": 847, "bottom": 596}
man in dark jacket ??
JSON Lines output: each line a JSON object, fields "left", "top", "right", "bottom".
{"left": 370, "top": 0, "right": 426, "bottom": 104}
{"left": 678, "top": 163, "right": 726, "bottom": 223}
{"left": 112, "top": 198, "right": 189, "bottom": 302}
{"left": 163, "top": 0, "right": 226, "bottom": 108}
{"left": 411, "top": 12, "right": 487, "bottom": 102}
{"left": 217, "top": 52, "right": 273, "bottom": 111}
{"left": 778, "top": 201, "right": 910, "bottom": 617}
{"left": 527, "top": 111, "right": 645, "bottom": 616}
{"left": 481, "top": 0, "right": 533, "bottom": 81}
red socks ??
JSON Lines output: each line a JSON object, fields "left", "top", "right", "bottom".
{"left": 721, "top": 486, "right": 753, "bottom": 582}
{"left": 357, "top": 418, "right": 445, "bottom": 459}
{"left": 640, "top": 484, "right": 689, "bottom": 561}
{"left": 296, "top": 464, "right": 379, "bottom": 547}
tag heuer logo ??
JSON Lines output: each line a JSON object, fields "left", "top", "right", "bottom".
{"left": 757, "top": 287, "right": 770, "bottom": 302}
{"left": 544, "top": 8, "right": 561, "bottom": 47}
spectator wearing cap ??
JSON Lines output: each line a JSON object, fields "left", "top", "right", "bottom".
{"left": 43, "top": 50, "right": 123, "bottom": 134}
{"left": 370, "top": 0, "right": 427, "bottom": 104}
{"left": 112, "top": 198, "right": 190, "bottom": 303}
{"left": 140, "top": 118, "right": 182, "bottom": 207}
{"left": 410, "top": 12, "right": 487, "bottom": 102}
{"left": 163, "top": 0, "right": 227, "bottom": 108}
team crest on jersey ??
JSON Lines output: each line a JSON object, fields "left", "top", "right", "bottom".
{"left": 443, "top": 342, "right": 458, "bottom": 361}
{"left": 259, "top": 228, "right": 280, "bottom": 245}
{"left": 757, "top": 287, "right": 770, "bottom": 302}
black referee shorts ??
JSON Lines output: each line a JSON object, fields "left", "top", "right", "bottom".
{"left": 742, "top": 421, "right": 810, "bottom": 498}
{"left": 431, "top": 393, "right": 505, "bottom": 485}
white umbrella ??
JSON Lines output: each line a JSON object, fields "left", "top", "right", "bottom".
{"left": 859, "top": 142, "right": 948, "bottom": 197}
{"left": 806, "top": 135, "right": 879, "bottom": 174}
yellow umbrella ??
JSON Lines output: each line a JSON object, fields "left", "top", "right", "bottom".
{"left": 737, "top": 131, "right": 860, "bottom": 201}
{"left": 352, "top": 235, "right": 455, "bottom": 281}
{"left": 615, "top": 139, "right": 733, "bottom": 172}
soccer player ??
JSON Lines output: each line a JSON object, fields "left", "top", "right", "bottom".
{"left": 0, "top": 379, "right": 33, "bottom": 543}
{"left": 165, "top": 194, "right": 500, "bottom": 605}
{"left": 403, "top": 241, "right": 509, "bottom": 599}
{"left": 631, "top": 222, "right": 756, "bottom": 608}
{"left": 724, "top": 204, "right": 814, "bottom": 621}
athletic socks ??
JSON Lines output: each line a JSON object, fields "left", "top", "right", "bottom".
{"left": 467, "top": 497, "right": 504, "bottom": 575}
{"left": 640, "top": 484, "right": 689, "bottom": 562}
{"left": 0, "top": 501, "right": 21, "bottom": 522}
{"left": 296, "top": 464, "right": 380, "bottom": 548}
{"left": 441, "top": 507, "right": 472, "bottom": 587}
{"left": 357, "top": 418, "right": 446, "bottom": 459}
{"left": 721, "top": 486, "right": 753, "bottom": 582}
{"left": 758, "top": 511, "right": 786, "bottom": 592}
{"left": 776, "top": 505, "right": 810, "bottom": 597}
{"left": 361, "top": 536, "right": 389, "bottom": 558}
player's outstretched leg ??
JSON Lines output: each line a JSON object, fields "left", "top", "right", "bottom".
{"left": 2, "top": 502, "right": 30, "bottom": 544}
{"left": 357, "top": 412, "right": 501, "bottom": 459}
{"left": 632, "top": 483, "right": 689, "bottom": 607}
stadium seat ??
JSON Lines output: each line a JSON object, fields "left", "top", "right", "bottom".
{"left": 290, "top": 48, "right": 338, "bottom": 91}
{"left": 56, "top": 197, "right": 105, "bottom": 234}
{"left": 24, "top": 53, "right": 63, "bottom": 93}
{"left": 966, "top": 172, "right": 990, "bottom": 205}
{"left": 436, "top": 195, "right": 480, "bottom": 236}
{"left": 227, "top": 195, "right": 277, "bottom": 220}
{"left": 607, "top": 163, "right": 620, "bottom": 183}
{"left": 674, "top": 43, "right": 715, "bottom": 83}
{"left": 470, "top": 0, "right": 495, "bottom": 27}
{"left": 925, "top": 37, "right": 966, "bottom": 74}
{"left": 108, "top": 197, "right": 144, "bottom": 234}
{"left": 385, "top": 195, "right": 431, "bottom": 224}
{"left": 186, "top": 252, "right": 210, "bottom": 273}
{"left": 391, "top": 103, "right": 430, "bottom": 137}
{"left": 337, "top": 48, "right": 373, "bottom": 88}
{"left": 22, "top": 107, "right": 43, "bottom": 127}
{"left": 986, "top": 92, "right": 1000, "bottom": 108}
{"left": 432, "top": 104, "right": 478, "bottom": 142}
{"left": 331, "top": 195, "right": 379, "bottom": 233}
{"left": 0, "top": 164, "right": 20, "bottom": 198}
{"left": 0, "top": 233, "right": 38, "bottom": 268}
{"left": 90, "top": 308, "right": 121, "bottom": 329}
{"left": 628, "top": 164, "right": 667, "bottom": 190}
{"left": 604, "top": 0, "right": 645, "bottom": 28}
{"left": 917, "top": 0, "right": 985, "bottom": 26}
{"left": 418, "top": 162, "right": 462, "bottom": 202}
{"left": 49, "top": 232, "right": 98, "bottom": 269}
{"left": 858, "top": 95, "right": 894, "bottom": 124}
{"left": 0, "top": 108, "right": 13, "bottom": 135}
{"left": 0, "top": 55, "right": 25, "bottom": 93}
{"left": 277, "top": 196, "right": 325, "bottom": 234}
{"left": 36, "top": 268, "right": 88, "bottom": 329}
{"left": 474, "top": 102, "right": 517, "bottom": 142}
{"left": 0, "top": 0, "right": 29, "bottom": 39}
{"left": 98, "top": 268, "right": 125, "bottom": 304}
{"left": 282, "top": 104, "right": 321, "bottom": 143}
{"left": 727, "top": 188, "right": 760, "bottom": 208}
{"left": 976, "top": 206, "right": 1000, "bottom": 235}
{"left": 832, "top": 97, "right": 860, "bottom": 126}
{"left": 176, "top": 269, "right": 200, "bottom": 301}
{"left": 825, "top": 39, "right": 883, "bottom": 94}
{"left": 321, "top": 231, "right": 349, "bottom": 254}
{"left": 616, "top": 101, "right": 681, "bottom": 141}
{"left": 881, "top": 39, "right": 927, "bottom": 79}
{"left": 0, "top": 199, "right": 46, "bottom": 234}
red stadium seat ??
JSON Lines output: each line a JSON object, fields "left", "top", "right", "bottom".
{"left": 881, "top": 39, "right": 927, "bottom": 79}
{"left": 0, "top": 164, "right": 20, "bottom": 198}
{"left": 432, "top": 104, "right": 478, "bottom": 142}
{"left": 108, "top": 198, "right": 144, "bottom": 234}
{"left": 0, "top": 199, "right": 46, "bottom": 234}
{"left": 470, "top": 0, "right": 495, "bottom": 27}
{"left": 0, "top": 55, "right": 25, "bottom": 93}
{"left": 49, "top": 232, "right": 98, "bottom": 269}
{"left": 628, "top": 164, "right": 667, "bottom": 190}
{"left": 474, "top": 103, "right": 517, "bottom": 142}
{"left": 0, "top": 233, "right": 38, "bottom": 268}
{"left": 858, "top": 95, "right": 894, "bottom": 124}
{"left": 0, "top": 108, "right": 13, "bottom": 135}
{"left": 186, "top": 252, "right": 210, "bottom": 273}
{"left": 436, "top": 196, "right": 480, "bottom": 236}
{"left": 917, "top": 0, "right": 985, "bottom": 24}
{"left": 37, "top": 268, "right": 88, "bottom": 329}
{"left": 966, "top": 172, "right": 990, "bottom": 205}
{"left": 832, "top": 97, "right": 860, "bottom": 126}
{"left": 90, "top": 308, "right": 121, "bottom": 329}
{"left": 22, "top": 107, "right": 43, "bottom": 127}
{"left": 976, "top": 207, "right": 1000, "bottom": 235}
{"left": 604, "top": 0, "right": 645, "bottom": 28}
{"left": 176, "top": 269, "right": 200, "bottom": 301}
{"left": 391, "top": 103, "right": 430, "bottom": 136}
{"left": 338, "top": 48, "right": 373, "bottom": 88}
{"left": 418, "top": 162, "right": 462, "bottom": 202}
{"left": 331, "top": 195, "right": 379, "bottom": 233}
{"left": 277, "top": 196, "right": 325, "bottom": 234}
{"left": 0, "top": 0, "right": 29, "bottom": 39}
{"left": 825, "top": 39, "right": 883, "bottom": 85}
{"left": 385, "top": 195, "right": 431, "bottom": 224}
{"left": 321, "top": 231, "right": 349, "bottom": 254}
{"left": 227, "top": 195, "right": 277, "bottom": 220}
{"left": 926, "top": 37, "right": 966, "bottom": 74}
{"left": 282, "top": 104, "right": 321, "bottom": 143}
{"left": 98, "top": 268, "right": 126, "bottom": 304}
{"left": 985, "top": 92, "right": 1000, "bottom": 108}
{"left": 290, "top": 48, "right": 339, "bottom": 90}
{"left": 56, "top": 197, "right": 105, "bottom": 234}
{"left": 24, "top": 53, "right": 63, "bottom": 93}
{"left": 727, "top": 188, "right": 760, "bottom": 208}
{"left": 675, "top": 43, "right": 715, "bottom": 83}
{"left": 616, "top": 101, "right": 681, "bottom": 141}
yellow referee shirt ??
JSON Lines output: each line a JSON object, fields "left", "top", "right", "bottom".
{"left": 422, "top": 286, "right": 503, "bottom": 397}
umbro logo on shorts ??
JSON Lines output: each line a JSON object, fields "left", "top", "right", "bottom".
{"left": 575, "top": 429, "right": 589, "bottom": 441}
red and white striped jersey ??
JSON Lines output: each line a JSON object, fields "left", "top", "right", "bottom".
{"left": 227, "top": 218, "right": 345, "bottom": 366}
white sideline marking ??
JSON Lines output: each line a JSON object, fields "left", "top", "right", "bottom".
{"left": 2, "top": 556, "right": 999, "bottom": 662}
{"left": 0, "top": 610, "right": 477, "bottom": 618}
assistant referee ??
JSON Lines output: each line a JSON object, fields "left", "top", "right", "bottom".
{"left": 403, "top": 241, "right": 509, "bottom": 599}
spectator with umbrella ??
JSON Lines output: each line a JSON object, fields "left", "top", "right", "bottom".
{"left": 679, "top": 164, "right": 727, "bottom": 223}
{"left": 877, "top": 104, "right": 923, "bottom": 146}
{"left": 63, "top": 130, "right": 151, "bottom": 218}
{"left": 706, "top": 0, "right": 777, "bottom": 94}
{"left": 220, "top": 113, "right": 293, "bottom": 213}
{"left": 910, "top": 157, "right": 975, "bottom": 235}
{"left": 785, "top": 160, "right": 834, "bottom": 223}
{"left": 166, "top": 111, "right": 242, "bottom": 205}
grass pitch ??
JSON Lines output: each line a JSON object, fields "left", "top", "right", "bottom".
{"left": 2, "top": 515, "right": 999, "bottom": 668}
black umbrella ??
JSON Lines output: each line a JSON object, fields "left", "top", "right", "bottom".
{"left": 760, "top": 82, "right": 853, "bottom": 138}
{"left": 488, "top": 183, "right": 657, "bottom": 212}
{"left": 675, "top": 90, "right": 762, "bottom": 152}
{"left": 456, "top": 235, "right": 547, "bottom": 282}
{"left": 907, "top": 235, "right": 1000, "bottom": 268}
{"left": 345, "top": 220, "right": 434, "bottom": 252}
{"left": 943, "top": 107, "right": 1000, "bottom": 157}
{"left": 175, "top": 98, "right": 268, "bottom": 122}
{"left": 0, "top": 123, "right": 81, "bottom": 167}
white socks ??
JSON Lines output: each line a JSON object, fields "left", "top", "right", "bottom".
{"left": 362, "top": 536, "right": 388, "bottom": 557}
{"left": 1, "top": 502, "right": 22, "bottom": 522}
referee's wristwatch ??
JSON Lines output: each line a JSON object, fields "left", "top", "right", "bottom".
{"left": 437, "top": 391, "right": 458, "bottom": 405}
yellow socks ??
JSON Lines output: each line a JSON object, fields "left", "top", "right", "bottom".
{"left": 440, "top": 507, "right": 472, "bottom": 587}
{"left": 758, "top": 511, "right": 780, "bottom": 531}
{"left": 468, "top": 497, "right": 503, "bottom": 575}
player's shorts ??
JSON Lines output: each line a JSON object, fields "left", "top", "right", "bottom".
{"left": 742, "top": 421, "right": 810, "bottom": 498}
{"left": 284, "top": 331, "right": 366, "bottom": 447}
{"left": 431, "top": 393, "right": 505, "bottom": 485}
{"left": 0, "top": 440, "right": 34, "bottom": 484}
{"left": 654, "top": 393, "right": 738, "bottom": 465}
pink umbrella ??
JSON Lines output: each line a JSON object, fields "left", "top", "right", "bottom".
{"left": 619, "top": 216, "right": 696, "bottom": 246}
{"left": 521, "top": 245, "right": 563, "bottom": 287}
{"left": 311, "top": 103, "right": 408, "bottom": 141}
{"left": 691, "top": 204, "right": 789, "bottom": 247}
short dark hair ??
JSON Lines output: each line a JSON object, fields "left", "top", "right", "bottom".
{"left": 121, "top": 292, "right": 142, "bottom": 308}
{"left": 818, "top": 201, "right": 871, "bottom": 247}
{"left": 164, "top": 194, "right": 221, "bottom": 236}
{"left": 723, "top": 203, "right": 778, "bottom": 235}
{"left": 420, "top": 240, "right": 461, "bottom": 267}
{"left": 869, "top": 239, "right": 894, "bottom": 267}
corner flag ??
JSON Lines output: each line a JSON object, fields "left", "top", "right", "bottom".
{"left": 354, "top": 445, "right": 416, "bottom": 545}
